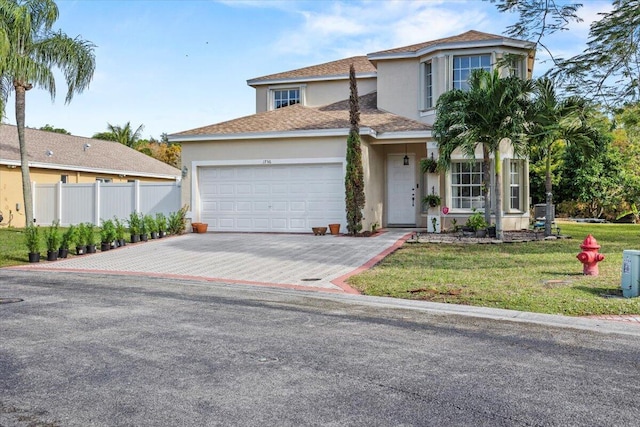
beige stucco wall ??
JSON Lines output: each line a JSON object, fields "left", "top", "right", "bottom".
{"left": 0, "top": 167, "right": 174, "bottom": 228}
{"left": 361, "top": 139, "right": 384, "bottom": 231}
{"left": 253, "top": 78, "right": 377, "bottom": 113}
{"left": 375, "top": 59, "right": 420, "bottom": 121}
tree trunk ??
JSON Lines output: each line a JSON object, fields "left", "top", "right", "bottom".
{"left": 482, "top": 144, "right": 491, "bottom": 226}
{"left": 494, "top": 150, "right": 503, "bottom": 240}
{"left": 16, "top": 84, "right": 34, "bottom": 226}
{"left": 545, "top": 153, "right": 553, "bottom": 237}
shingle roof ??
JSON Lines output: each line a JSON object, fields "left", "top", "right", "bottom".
{"left": 0, "top": 124, "right": 180, "bottom": 178}
{"left": 369, "top": 30, "right": 531, "bottom": 56}
{"left": 248, "top": 56, "right": 377, "bottom": 85}
{"left": 172, "top": 92, "right": 430, "bottom": 137}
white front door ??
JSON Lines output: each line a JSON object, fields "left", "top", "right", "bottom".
{"left": 387, "top": 154, "right": 416, "bottom": 225}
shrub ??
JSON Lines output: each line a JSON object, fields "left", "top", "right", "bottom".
{"left": 466, "top": 210, "right": 487, "bottom": 231}
{"left": 60, "top": 225, "right": 76, "bottom": 250}
{"left": 24, "top": 225, "right": 41, "bottom": 253}
{"left": 44, "top": 220, "right": 61, "bottom": 252}
{"left": 168, "top": 205, "right": 188, "bottom": 235}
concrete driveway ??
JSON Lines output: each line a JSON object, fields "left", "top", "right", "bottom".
{"left": 11, "top": 230, "right": 410, "bottom": 293}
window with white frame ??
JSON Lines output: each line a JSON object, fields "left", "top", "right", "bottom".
{"left": 451, "top": 161, "right": 484, "bottom": 210}
{"left": 422, "top": 61, "right": 433, "bottom": 109}
{"left": 453, "top": 54, "right": 491, "bottom": 90}
{"left": 273, "top": 88, "right": 300, "bottom": 109}
{"left": 509, "top": 160, "right": 521, "bottom": 211}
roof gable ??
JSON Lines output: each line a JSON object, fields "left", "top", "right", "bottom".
{"left": 0, "top": 125, "right": 180, "bottom": 178}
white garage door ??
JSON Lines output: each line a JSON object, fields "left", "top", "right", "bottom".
{"left": 198, "top": 163, "right": 345, "bottom": 232}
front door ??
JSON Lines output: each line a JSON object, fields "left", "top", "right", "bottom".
{"left": 387, "top": 154, "right": 416, "bottom": 225}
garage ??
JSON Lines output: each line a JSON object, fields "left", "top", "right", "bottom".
{"left": 198, "top": 162, "right": 345, "bottom": 232}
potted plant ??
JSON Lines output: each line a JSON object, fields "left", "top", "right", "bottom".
{"left": 84, "top": 223, "right": 97, "bottom": 253}
{"left": 156, "top": 213, "right": 167, "bottom": 238}
{"left": 139, "top": 213, "right": 148, "bottom": 241}
{"left": 466, "top": 210, "right": 488, "bottom": 237}
{"left": 423, "top": 194, "right": 441, "bottom": 209}
{"left": 59, "top": 225, "right": 76, "bottom": 258}
{"left": 420, "top": 157, "right": 438, "bottom": 174}
{"left": 144, "top": 214, "right": 158, "bottom": 239}
{"left": 24, "top": 224, "right": 41, "bottom": 263}
{"left": 44, "top": 220, "right": 61, "bottom": 261}
{"left": 114, "top": 217, "right": 126, "bottom": 247}
{"left": 100, "top": 219, "right": 117, "bottom": 251}
{"left": 128, "top": 212, "right": 141, "bottom": 243}
{"left": 75, "top": 223, "right": 87, "bottom": 255}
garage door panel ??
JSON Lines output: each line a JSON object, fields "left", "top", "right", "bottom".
{"left": 199, "top": 163, "right": 345, "bottom": 232}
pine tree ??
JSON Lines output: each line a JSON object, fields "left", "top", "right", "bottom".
{"left": 345, "top": 64, "right": 365, "bottom": 235}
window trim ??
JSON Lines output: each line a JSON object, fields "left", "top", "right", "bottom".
{"left": 420, "top": 61, "right": 433, "bottom": 111}
{"left": 450, "top": 160, "right": 485, "bottom": 211}
{"left": 268, "top": 84, "right": 306, "bottom": 110}
{"left": 506, "top": 159, "right": 524, "bottom": 213}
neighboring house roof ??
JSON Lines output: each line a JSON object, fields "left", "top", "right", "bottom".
{"left": 368, "top": 30, "right": 535, "bottom": 60}
{"left": 0, "top": 124, "right": 180, "bottom": 179}
{"left": 247, "top": 56, "right": 377, "bottom": 86}
{"left": 171, "top": 92, "right": 431, "bottom": 142}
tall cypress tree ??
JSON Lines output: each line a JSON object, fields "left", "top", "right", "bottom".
{"left": 345, "top": 64, "right": 365, "bottom": 235}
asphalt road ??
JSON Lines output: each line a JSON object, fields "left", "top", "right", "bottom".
{"left": 1, "top": 270, "right": 640, "bottom": 426}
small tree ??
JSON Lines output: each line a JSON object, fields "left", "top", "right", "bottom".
{"left": 344, "top": 64, "right": 365, "bottom": 235}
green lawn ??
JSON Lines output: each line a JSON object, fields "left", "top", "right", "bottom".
{"left": 348, "top": 222, "right": 640, "bottom": 316}
{"left": 0, "top": 227, "right": 31, "bottom": 268}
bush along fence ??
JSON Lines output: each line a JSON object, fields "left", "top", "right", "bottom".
{"left": 32, "top": 180, "right": 180, "bottom": 227}
{"left": 24, "top": 206, "right": 188, "bottom": 263}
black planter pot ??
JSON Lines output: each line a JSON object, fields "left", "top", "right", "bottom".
{"left": 87, "top": 244, "right": 97, "bottom": 254}
{"left": 47, "top": 250, "right": 58, "bottom": 261}
{"left": 76, "top": 245, "right": 86, "bottom": 255}
{"left": 101, "top": 242, "right": 110, "bottom": 251}
{"left": 159, "top": 231, "right": 166, "bottom": 238}
{"left": 130, "top": 234, "right": 140, "bottom": 243}
{"left": 150, "top": 232, "right": 158, "bottom": 239}
{"left": 58, "top": 248, "right": 69, "bottom": 259}
{"left": 110, "top": 241, "right": 117, "bottom": 249}
{"left": 141, "top": 234, "right": 148, "bottom": 242}
{"left": 487, "top": 226, "right": 496, "bottom": 238}
{"left": 28, "top": 252, "right": 40, "bottom": 263}
{"left": 118, "top": 239, "right": 126, "bottom": 247}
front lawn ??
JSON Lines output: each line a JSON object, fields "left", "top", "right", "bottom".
{"left": 0, "top": 228, "right": 30, "bottom": 268}
{"left": 348, "top": 222, "right": 640, "bottom": 316}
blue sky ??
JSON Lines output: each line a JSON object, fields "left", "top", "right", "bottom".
{"left": 2, "top": 0, "right": 611, "bottom": 139}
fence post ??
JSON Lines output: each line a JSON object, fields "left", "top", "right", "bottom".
{"left": 94, "top": 181, "right": 101, "bottom": 225}
{"left": 134, "top": 180, "right": 140, "bottom": 214}
{"left": 56, "top": 181, "right": 63, "bottom": 224}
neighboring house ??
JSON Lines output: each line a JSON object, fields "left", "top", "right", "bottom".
{"left": 0, "top": 124, "right": 181, "bottom": 227}
{"left": 170, "top": 30, "right": 535, "bottom": 233}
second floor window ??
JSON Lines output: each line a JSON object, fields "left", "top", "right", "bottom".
{"left": 423, "top": 62, "right": 433, "bottom": 109}
{"left": 274, "top": 89, "right": 300, "bottom": 109}
{"left": 453, "top": 54, "right": 491, "bottom": 90}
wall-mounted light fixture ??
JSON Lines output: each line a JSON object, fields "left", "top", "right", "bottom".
{"left": 403, "top": 144, "right": 409, "bottom": 166}
{"left": 181, "top": 166, "right": 188, "bottom": 178}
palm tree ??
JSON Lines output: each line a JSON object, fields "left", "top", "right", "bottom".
{"left": 93, "top": 122, "right": 144, "bottom": 148}
{"left": 529, "top": 77, "right": 596, "bottom": 236}
{"left": 434, "top": 69, "right": 533, "bottom": 240}
{"left": 0, "top": 0, "right": 95, "bottom": 225}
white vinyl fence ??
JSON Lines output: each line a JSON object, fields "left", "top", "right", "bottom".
{"left": 33, "top": 181, "right": 181, "bottom": 226}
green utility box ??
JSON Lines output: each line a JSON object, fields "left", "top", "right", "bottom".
{"left": 621, "top": 250, "right": 640, "bottom": 298}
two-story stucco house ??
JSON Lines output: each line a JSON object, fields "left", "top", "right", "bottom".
{"left": 171, "top": 30, "right": 535, "bottom": 233}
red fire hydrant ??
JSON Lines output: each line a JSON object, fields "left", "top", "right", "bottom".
{"left": 576, "top": 234, "right": 605, "bottom": 276}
